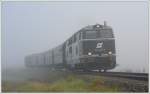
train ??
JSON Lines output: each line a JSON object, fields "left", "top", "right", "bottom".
{"left": 25, "top": 22, "right": 116, "bottom": 72}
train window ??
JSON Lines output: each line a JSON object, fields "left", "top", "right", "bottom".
{"left": 84, "top": 31, "right": 97, "bottom": 39}
{"left": 67, "top": 41, "right": 69, "bottom": 46}
{"left": 76, "top": 46, "right": 78, "bottom": 55}
{"left": 71, "top": 37, "right": 73, "bottom": 43}
{"left": 73, "top": 34, "right": 77, "bottom": 43}
{"left": 77, "top": 33, "right": 79, "bottom": 41}
{"left": 82, "top": 31, "right": 86, "bottom": 39}
{"left": 66, "top": 51, "right": 68, "bottom": 56}
{"left": 79, "top": 32, "right": 82, "bottom": 40}
{"left": 100, "top": 29, "right": 113, "bottom": 38}
{"left": 68, "top": 38, "right": 72, "bottom": 45}
{"left": 69, "top": 46, "right": 72, "bottom": 54}
{"left": 72, "top": 36, "right": 74, "bottom": 43}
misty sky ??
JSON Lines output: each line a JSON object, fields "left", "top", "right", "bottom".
{"left": 2, "top": 1, "right": 148, "bottom": 72}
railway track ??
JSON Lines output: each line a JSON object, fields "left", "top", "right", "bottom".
{"left": 73, "top": 71, "right": 148, "bottom": 81}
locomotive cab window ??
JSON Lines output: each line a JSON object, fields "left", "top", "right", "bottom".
{"left": 100, "top": 29, "right": 113, "bottom": 38}
{"left": 83, "top": 31, "right": 97, "bottom": 39}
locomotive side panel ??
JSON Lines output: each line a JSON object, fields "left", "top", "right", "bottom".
{"left": 71, "top": 33, "right": 80, "bottom": 65}
{"left": 65, "top": 32, "right": 81, "bottom": 68}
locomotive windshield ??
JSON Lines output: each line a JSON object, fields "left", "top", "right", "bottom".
{"left": 83, "top": 31, "right": 97, "bottom": 39}
{"left": 100, "top": 29, "right": 114, "bottom": 38}
{"left": 83, "top": 29, "right": 113, "bottom": 39}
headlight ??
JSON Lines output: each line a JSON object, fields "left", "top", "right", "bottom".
{"left": 108, "top": 51, "right": 112, "bottom": 54}
{"left": 88, "top": 52, "right": 92, "bottom": 55}
{"left": 96, "top": 25, "right": 100, "bottom": 27}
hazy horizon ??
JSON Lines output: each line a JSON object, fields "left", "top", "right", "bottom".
{"left": 2, "top": 1, "right": 149, "bottom": 73}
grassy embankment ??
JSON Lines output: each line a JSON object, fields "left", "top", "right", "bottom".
{"left": 2, "top": 70, "right": 120, "bottom": 92}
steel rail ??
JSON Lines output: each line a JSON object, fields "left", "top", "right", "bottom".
{"left": 73, "top": 71, "right": 148, "bottom": 81}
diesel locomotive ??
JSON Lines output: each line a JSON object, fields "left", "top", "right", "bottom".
{"left": 25, "top": 22, "right": 116, "bottom": 72}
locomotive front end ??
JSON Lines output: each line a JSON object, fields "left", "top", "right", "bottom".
{"left": 78, "top": 23, "right": 116, "bottom": 71}
{"left": 80, "top": 39, "right": 116, "bottom": 70}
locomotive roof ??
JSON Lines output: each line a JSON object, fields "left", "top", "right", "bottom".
{"left": 79, "top": 24, "right": 112, "bottom": 32}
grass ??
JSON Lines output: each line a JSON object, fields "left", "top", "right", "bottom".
{"left": 48, "top": 75, "right": 119, "bottom": 92}
{"left": 48, "top": 75, "right": 87, "bottom": 92}
{"left": 2, "top": 74, "right": 120, "bottom": 92}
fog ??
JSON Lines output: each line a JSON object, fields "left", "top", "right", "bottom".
{"left": 2, "top": 1, "right": 148, "bottom": 73}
